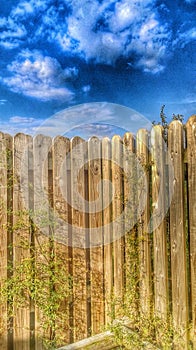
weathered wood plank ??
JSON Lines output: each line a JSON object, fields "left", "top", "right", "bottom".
{"left": 33, "top": 134, "right": 52, "bottom": 349}
{"left": 56, "top": 331, "right": 118, "bottom": 350}
{"left": 88, "top": 137, "right": 104, "bottom": 334}
{"left": 186, "top": 115, "right": 196, "bottom": 349}
{"left": 151, "top": 125, "right": 168, "bottom": 320}
{"left": 168, "top": 121, "right": 189, "bottom": 348}
{"left": 70, "top": 136, "right": 88, "bottom": 341}
{"left": 56, "top": 321, "right": 161, "bottom": 350}
{"left": 52, "top": 136, "right": 71, "bottom": 345}
{"left": 0, "top": 132, "right": 11, "bottom": 350}
{"left": 102, "top": 137, "right": 113, "bottom": 325}
{"left": 5, "top": 134, "right": 14, "bottom": 350}
{"left": 123, "top": 132, "right": 138, "bottom": 322}
{"left": 111, "top": 135, "right": 125, "bottom": 317}
{"left": 136, "top": 129, "right": 152, "bottom": 316}
{"left": 13, "top": 133, "right": 32, "bottom": 350}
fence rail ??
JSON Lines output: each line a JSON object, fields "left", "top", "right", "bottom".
{"left": 0, "top": 116, "right": 195, "bottom": 349}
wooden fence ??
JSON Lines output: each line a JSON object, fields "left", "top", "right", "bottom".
{"left": 0, "top": 116, "right": 195, "bottom": 349}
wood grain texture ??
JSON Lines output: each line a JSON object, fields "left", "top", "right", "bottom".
{"left": 102, "top": 137, "right": 113, "bottom": 325}
{"left": 168, "top": 121, "right": 189, "bottom": 348}
{"left": 0, "top": 118, "right": 195, "bottom": 349}
{"left": 186, "top": 115, "right": 196, "bottom": 349}
{"left": 52, "top": 136, "right": 71, "bottom": 345}
{"left": 111, "top": 135, "right": 125, "bottom": 317}
{"left": 0, "top": 133, "right": 10, "bottom": 350}
{"left": 136, "top": 129, "right": 152, "bottom": 316}
{"left": 88, "top": 137, "right": 104, "bottom": 334}
{"left": 151, "top": 125, "right": 168, "bottom": 319}
{"left": 123, "top": 132, "right": 138, "bottom": 321}
{"left": 33, "top": 134, "right": 52, "bottom": 349}
{"left": 70, "top": 136, "right": 88, "bottom": 341}
{"left": 13, "top": 133, "right": 32, "bottom": 350}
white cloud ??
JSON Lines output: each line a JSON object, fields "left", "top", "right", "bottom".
{"left": 54, "top": 0, "right": 171, "bottom": 72}
{"left": 11, "top": 2, "right": 35, "bottom": 17}
{"left": 0, "top": 16, "right": 27, "bottom": 49}
{"left": 82, "top": 85, "right": 91, "bottom": 93}
{"left": 1, "top": 103, "right": 151, "bottom": 137}
{"left": 33, "top": 102, "right": 151, "bottom": 137}
{"left": 0, "top": 99, "right": 8, "bottom": 105}
{"left": 11, "top": 0, "right": 48, "bottom": 18}
{"left": 2, "top": 50, "right": 77, "bottom": 101}
{"left": 0, "top": 115, "right": 44, "bottom": 135}
{"left": 0, "top": 0, "right": 195, "bottom": 74}
{"left": 175, "top": 27, "right": 196, "bottom": 48}
{"left": 10, "top": 116, "right": 37, "bottom": 123}
{"left": 164, "top": 94, "right": 196, "bottom": 105}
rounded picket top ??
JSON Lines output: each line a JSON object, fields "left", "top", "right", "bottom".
{"left": 186, "top": 114, "right": 196, "bottom": 127}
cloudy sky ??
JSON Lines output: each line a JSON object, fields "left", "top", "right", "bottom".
{"left": 0, "top": 0, "right": 195, "bottom": 137}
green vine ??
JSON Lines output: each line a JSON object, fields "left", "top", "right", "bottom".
{"left": 0, "top": 209, "right": 72, "bottom": 349}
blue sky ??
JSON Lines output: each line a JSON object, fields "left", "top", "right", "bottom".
{"left": 0, "top": 0, "right": 195, "bottom": 137}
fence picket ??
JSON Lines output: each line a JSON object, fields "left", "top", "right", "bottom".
{"left": 123, "top": 132, "right": 138, "bottom": 322}
{"left": 136, "top": 129, "right": 152, "bottom": 316}
{"left": 186, "top": 115, "right": 196, "bottom": 349}
{"left": 52, "top": 136, "right": 71, "bottom": 346}
{"left": 151, "top": 125, "right": 168, "bottom": 320}
{"left": 168, "top": 121, "right": 189, "bottom": 348}
{"left": 70, "top": 136, "right": 88, "bottom": 341}
{"left": 33, "top": 134, "right": 52, "bottom": 349}
{"left": 111, "top": 135, "right": 125, "bottom": 317}
{"left": 13, "top": 133, "right": 32, "bottom": 350}
{"left": 88, "top": 137, "right": 104, "bottom": 334}
{"left": 0, "top": 133, "right": 11, "bottom": 350}
{"left": 102, "top": 137, "right": 113, "bottom": 324}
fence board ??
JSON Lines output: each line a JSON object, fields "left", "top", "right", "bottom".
{"left": 186, "top": 115, "right": 196, "bottom": 349}
{"left": 111, "top": 135, "right": 125, "bottom": 317}
{"left": 88, "top": 137, "right": 104, "bottom": 334}
{"left": 52, "top": 136, "right": 71, "bottom": 346}
{"left": 102, "top": 137, "right": 113, "bottom": 324}
{"left": 13, "top": 133, "right": 32, "bottom": 350}
{"left": 136, "top": 129, "right": 152, "bottom": 316}
{"left": 33, "top": 135, "right": 52, "bottom": 349}
{"left": 5, "top": 134, "right": 14, "bottom": 350}
{"left": 0, "top": 133, "right": 10, "bottom": 350}
{"left": 151, "top": 125, "right": 168, "bottom": 320}
{"left": 70, "top": 136, "right": 88, "bottom": 341}
{"left": 123, "top": 132, "right": 135, "bottom": 234}
{"left": 123, "top": 132, "right": 138, "bottom": 321}
{"left": 168, "top": 121, "right": 189, "bottom": 348}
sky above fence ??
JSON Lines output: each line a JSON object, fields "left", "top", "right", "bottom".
{"left": 0, "top": 0, "right": 195, "bottom": 136}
